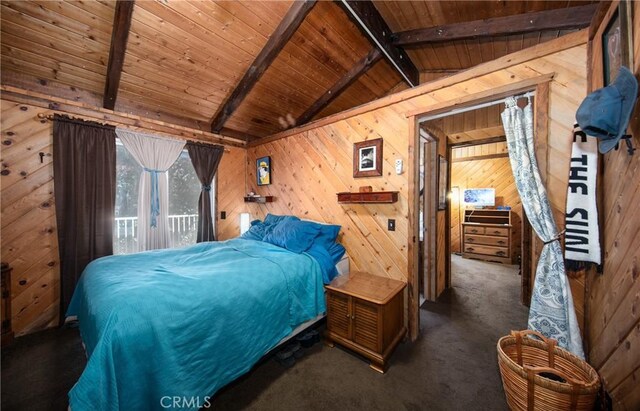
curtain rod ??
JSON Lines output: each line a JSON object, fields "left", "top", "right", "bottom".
{"left": 38, "top": 113, "right": 231, "bottom": 152}
{"left": 418, "top": 91, "right": 536, "bottom": 123}
{"left": 50, "top": 113, "right": 115, "bottom": 130}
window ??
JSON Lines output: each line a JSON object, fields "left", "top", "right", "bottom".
{"left": 114, "top": 140, "right": 212, "bottom": 254}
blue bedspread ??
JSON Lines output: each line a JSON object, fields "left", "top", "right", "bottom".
{"left": 66, "top": 238, "right": 326, "bottom": 411}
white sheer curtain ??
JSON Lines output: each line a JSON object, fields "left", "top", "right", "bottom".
{"left": 501, "top": 97, "right": 584, "bottom": 358}
{"left": 116, "top": 128, "right": 186, "bottom": 251}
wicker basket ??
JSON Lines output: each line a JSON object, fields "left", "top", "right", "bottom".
{"left": 497, "top": 330, "right": 600, "bottom": 411}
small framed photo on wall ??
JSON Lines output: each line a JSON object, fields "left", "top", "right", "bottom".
{"left": 256, "top": 156, "right": 271, "bottom": 186}
{"left": 602, "top": 0, "right": 634, "bottom": 85}
{"left": 353, "top": 138, "right": 383, "bottom": 178}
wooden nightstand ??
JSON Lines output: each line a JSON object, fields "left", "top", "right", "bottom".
{"left": 325, "top": 272, "right": 406, "bottom": 373}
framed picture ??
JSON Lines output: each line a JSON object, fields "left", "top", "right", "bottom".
{"left": 602, "top": 0, "right": 634, "bottom": 85}
{"left": 437, "top": 155, "right": 447, "bottom": 210}
{"left": 256, "top": 156, "right": 271, "bottom": 186}
{"left": 353, "top": 138, "right": 383, "bottom": 178}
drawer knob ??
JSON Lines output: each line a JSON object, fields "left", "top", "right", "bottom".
{"left": 351, "top": 315, "right": 355, "bottom": 320}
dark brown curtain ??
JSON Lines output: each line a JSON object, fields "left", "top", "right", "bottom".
{"left": 187, "top": 142, "right": 224, "bottom": 242}
{"left": 53, "top": 115, "right": 116, "bottom": 319}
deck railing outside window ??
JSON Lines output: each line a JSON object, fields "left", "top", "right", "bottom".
{"left": 114, "top": 214, "right": 199, "bottom": 254}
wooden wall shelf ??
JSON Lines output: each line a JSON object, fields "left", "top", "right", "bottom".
{"left": 337, "top": 191, "right": 399, "bottom": 204}
{"left": 244, "top": 196, "right": 273, "bottom": 203}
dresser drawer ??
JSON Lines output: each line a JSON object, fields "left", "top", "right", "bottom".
{"left": 465, "top": 234, "right": 509, "bottom": 247}
{"left": 464, "top": 226, "right": 485, "bottom": 235}
{"left": 464, "top": 244, "right": 509, "bottom": 258}
{"left": 485, "top": 227, "right": 509, "bottom": 237}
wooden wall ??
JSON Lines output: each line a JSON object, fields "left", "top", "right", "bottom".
{"left": 0, "top": 99, "right": 246, "bottom": 336}
{"left": 1, "top": 101, "right": 60, "bottom": 336}
{"left": 246, "top": 120, "right": 409, "bottom": 280}
{"left": 247, "top": 32, "right": 589, "bottom": 333}
{"left": 216, "top": 147, "right": 247, "bottom": 241}
{"left": 586, "top": 1, "right": 640, "bottom": 409}
{"left": 450, "top": 142, "right": 521, "bottom": 264}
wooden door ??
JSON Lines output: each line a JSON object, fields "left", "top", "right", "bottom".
{"left": 327, "top": 292, "right": 350, "bottom": 339}
{"left": 424, "top": 139, "right": 438, "bottom": 301}
{"left": 352, "top": 298, "right": 379, "bottom": 352}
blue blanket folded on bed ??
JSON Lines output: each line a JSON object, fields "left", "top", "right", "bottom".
{"left": 66, "top": 238, "right": 326, "bottom": 411}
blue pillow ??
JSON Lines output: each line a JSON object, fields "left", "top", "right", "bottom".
{"left": 240, "top": 220, "right": 268, "bottom": 241}
{"left": 264, "top": 214, "right": 297, "bottom": 227}
{"left": 263, "top": 219, "right": 321, "bottom": 253}
{"left": 306, "top": 243, "right": 338, "bottom": 284}
{"left": 312, "top": 223, "right": 341, "bottom": 250}
{"left": 328, "top": 242, "right": 346, "bottom": 265}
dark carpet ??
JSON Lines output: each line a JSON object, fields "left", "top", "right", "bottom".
{"left": 1, "top": 255, "right": 528, "bottom": 410}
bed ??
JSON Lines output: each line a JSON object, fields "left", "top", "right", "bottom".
{"left": 66, "top": 216, "right": 346, "bottom": 411}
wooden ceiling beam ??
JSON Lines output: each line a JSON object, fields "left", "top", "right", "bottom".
{"left": 210, "top": 0, "right": 317, "bottom": 133}
{"left": 219, "top": 127, "right": 262, "bottom": 143}
{"left": 337, "top": 0, "right": 419, "bottom": 87}
{"left": 392, "top": 3, "right": 599, "bottom": 47}
{"left": 449, "top": 136, "right": 507, "bottom": 148}
{"left": 103, "top": 0, "right": 135, "bottom": 110}
{"left": 297, "top": 48, "right": 382, "bottom": 126}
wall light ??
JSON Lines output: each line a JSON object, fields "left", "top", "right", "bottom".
{"left": 240, "top": 213, "right": 251, "bottom": 235}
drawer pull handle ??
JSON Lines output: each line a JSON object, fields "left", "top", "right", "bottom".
{"left": 467, "top": 238, "right": 474, "bottom": 242}
{"left": 493, "top": 231, "right": 501, "bottom": 234}
{"left": 467, "top": 247, "right": 474, "bottom": 252}
{"left": 496, "top": 251, "right": 506, "bottom": 256}
{"left": 471, "top": 229, "right": 478, "bottom": 233}
{"left": 498, "top": 240, "right": 505, "bottom": 245}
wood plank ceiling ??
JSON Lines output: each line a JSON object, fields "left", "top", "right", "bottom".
{"left": 0, "top": 1, "right": 597, "bottom": 141}
{"left": 428, "top": 103, "right": 508, "bottom": 145}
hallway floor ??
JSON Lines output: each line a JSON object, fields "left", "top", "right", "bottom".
{"left": 2, "top": 255, "right": 527, "bottom": 410}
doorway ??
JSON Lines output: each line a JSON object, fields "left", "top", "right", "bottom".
{"left": 421, "top": 101, "right": 527, "bottom": 295}
{"left": 407, "top": 80, "right": 548, "bottom": 340}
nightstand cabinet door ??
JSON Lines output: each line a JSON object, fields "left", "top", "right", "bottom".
{"left": 352, "top": 298, "right": 379, "bottom": 352}
{"left": 327, "top": 290, "right": 350, "bottom": 339}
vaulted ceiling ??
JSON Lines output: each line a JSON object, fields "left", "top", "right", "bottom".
{"left": 0, "top": 0, "right": 597, "bottom": 142}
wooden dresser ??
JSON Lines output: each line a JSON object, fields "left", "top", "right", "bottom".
{"left": 461, "top": 209, "right": 512, "bottom": 264}
{"left": 325, "top": 272, "right": 406, "bottom": 373}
